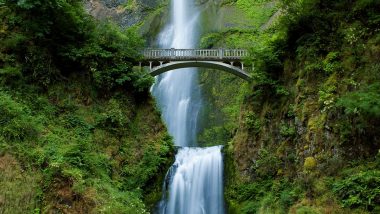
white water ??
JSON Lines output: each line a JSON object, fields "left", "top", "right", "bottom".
{"left": 152, "top": 0, "right": 225, "bottom": 214}
{"left": 151, "top": 0, "right": 202, "bottom": 147}
{"left": 161, "top": 146, "right": 225, "bottom": 214}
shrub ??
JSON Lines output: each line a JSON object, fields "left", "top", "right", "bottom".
{"left": 76, "top": 22, "right": 150, "bottom": 92}
{"left": 0, "top": 91, "right": 41, "bottom": 141}
{"left": 0, "top": 0, "right": 150, "bottom": 92}
{"left": 245, "top": 112, "right": 262, "bottom": 133}
{"left": 253, "top": 148, "right": 281, "bottom": 178}
{"left": 280, "top": 122, "right": 296, "bottom": 138}
{"left": 337, "top": 83, "right": 380, "bottom": 117}
{"left": 333, "top": 170, "right": 380, "bottom": 209}
{"left": 322, "top": 52, "right": 341, "bottom": 74}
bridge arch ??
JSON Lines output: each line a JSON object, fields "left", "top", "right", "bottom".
{"left": 149, "top": 61, "right": 251, "bottom": 81}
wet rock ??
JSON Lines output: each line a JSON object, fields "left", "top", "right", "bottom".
{"left": 102, "top": 0, "right": 125, "bottom": 8}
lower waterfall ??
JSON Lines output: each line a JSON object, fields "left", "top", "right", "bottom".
{"left": 159, "top": 146, "right": 225, "bottom": 214}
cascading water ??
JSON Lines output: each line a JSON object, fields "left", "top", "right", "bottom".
{"left": 151, "top": 0, "right": 202, "bottom": 147}
{"left": 152, "top": 0, "right": 225, "bottom": 214}
{"left": 160, "top": 146, "right": 225, "bottom": 214}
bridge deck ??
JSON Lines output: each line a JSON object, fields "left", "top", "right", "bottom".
{"left": 142, "top": 48, "right": 249, "bottom": 61}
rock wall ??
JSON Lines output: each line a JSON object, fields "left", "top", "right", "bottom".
{"left": 85, "top": 0, "right": 164, "bottom": 27}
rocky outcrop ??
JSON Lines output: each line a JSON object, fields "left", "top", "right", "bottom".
{"left": 84, "top": 0, "right": 166, "bottom": 28}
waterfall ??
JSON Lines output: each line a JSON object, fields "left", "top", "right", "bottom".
{"left": 161, "top": 146, "right": 225, "bottom": 214}
{"left": 152, "top": 0, "right": 225, "bottom": 214}
{"left": 151, "top": 0, "right": 202, "bottom": 147}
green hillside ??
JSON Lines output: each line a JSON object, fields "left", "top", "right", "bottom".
{"left": 0, "top": 0, "right": 172, "bottom": 213}
{"left": 197, "top": 0, "right": 380, "bottom": 213}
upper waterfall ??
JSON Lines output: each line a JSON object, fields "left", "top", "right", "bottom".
{"left": 152, "top": 1, "right": 226, "bottom": 214}
{"left": 151, "top": 0, "right": 202, "bottom": 147}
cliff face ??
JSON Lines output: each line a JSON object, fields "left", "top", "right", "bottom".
{"left": 85, "top": 0, "right": 169, "bottom": 44}
{"left": 197, "top": 0, "right": 380, "bottom": 213}
{"left": 85, "top": 0, "right": 163, "bottom": 27}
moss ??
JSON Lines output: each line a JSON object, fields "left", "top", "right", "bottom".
{"left": 307, "top": 113, "right": 326, "bottom": 132}
{"left": 304, "top": 157, "right": 317, "bottom": 171}
{"left": 139, "top": 1, "right": 169, "bottom": 43}
{"left": 295, "top": 206, "right": 321, "bottom": 214}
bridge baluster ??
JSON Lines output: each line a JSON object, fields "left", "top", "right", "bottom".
{"left": 142, "top": 48, "right": 249, "bottom": 61}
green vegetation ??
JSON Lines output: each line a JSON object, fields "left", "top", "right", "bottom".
{"left": 0, "top": 0, "right": 172, "bottom": 213}
{"left": 333, "top": 169, "right": 380, "bottom": 210}
{"left": 199, "top": 0, "right": 380, "bottom": 213}
{"left": 2, "top": 0, "right": 380, "bottom": 213}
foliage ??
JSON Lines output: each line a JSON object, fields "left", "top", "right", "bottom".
{"left": 227, "top": 179, "right": 301, "bottom": 214}
{"left": 333, "top": 170, "right": 380, "bottom": 210}
{"left": 223, "top": 0, "right": 380, "bottom": 213}
{"left": 0, "top": 91, "right": 42, "bottom": 141}
{"left": 318, "top": 73, "right": 338, "bottom": 112}
{"left": 322, "top": 52, "right": 341, "bottom": 74}
{"left": 337, "top": 83, "right": 380, "bottom": 117}
{"left": 280, "top": 122, "right": 296, "bottom": 138}
{"left": 0, "top": 81, "right": 173, "bottom": 213}
{"left": 71, "top": 22, "right": 152, "bottom": 92}
{"left": 236, "top": 0, "right": 278, "bottom": 28}
{"left": 0, "top": 1, "right": 172, "bottom": 211}
{"left": 253, "top": 148, "right": 281, "bottom": 178}
{"left": 244, "top": 111, "right": 262, "bottom": 134}
{"left": 0, "top": 0, "right": 152, "bottom": 92}
{"left": 198, "top": 126, "right": 230, "bottom": 146}
{"left": 96, "top": 98, "right": 131, "bottom": 132}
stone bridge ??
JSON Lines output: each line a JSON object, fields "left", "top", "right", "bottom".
{"left": 140, "top": 48, "right": 252, "bottom": 81}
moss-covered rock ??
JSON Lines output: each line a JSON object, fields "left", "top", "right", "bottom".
{"left": 303, "top": 157, "right": 317, "bottom": 171}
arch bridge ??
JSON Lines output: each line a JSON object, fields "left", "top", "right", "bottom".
{"left": 139, "top": 48, "right": 252, "bottom": 81}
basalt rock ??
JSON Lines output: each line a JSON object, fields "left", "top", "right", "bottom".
{"left": 84, "top": 0, "right": 165, "bottom": 28}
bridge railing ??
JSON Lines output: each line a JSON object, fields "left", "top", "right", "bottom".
{"left": 142, "top": 48, "right": 249, "bottom": 61}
